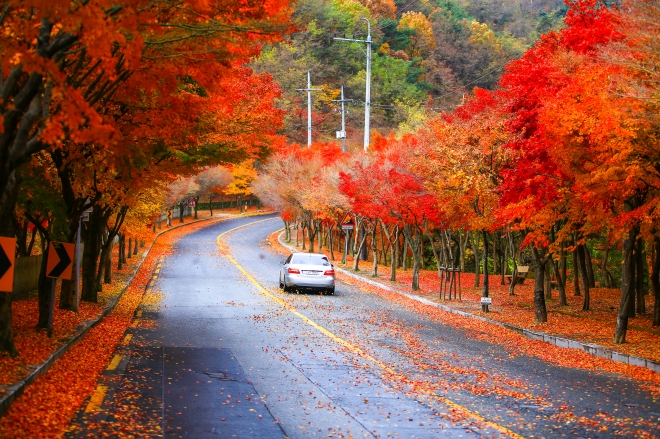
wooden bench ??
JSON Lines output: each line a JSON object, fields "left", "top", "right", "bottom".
{"left": 504, "top": 265, "right": 529, "bottom": 285}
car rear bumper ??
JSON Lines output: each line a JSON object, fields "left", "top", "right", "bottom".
{"left": 285, "top": 274, "right": 334, "bottom": 289}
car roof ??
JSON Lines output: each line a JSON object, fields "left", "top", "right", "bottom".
{"left": 292, "top": 252, "right": 327, "bottom": 257}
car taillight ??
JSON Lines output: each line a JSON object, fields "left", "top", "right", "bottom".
{"left": 288, "top": 268, "right": 300, "bottom": 274}
{"left": 324, "top": 270, "right": 335, "bottom": 276}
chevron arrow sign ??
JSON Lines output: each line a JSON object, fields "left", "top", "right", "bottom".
{"left": 46, "top": 242, "right": 75, "bottom": 280}
{"left": 0, "top": 237, "right": 15, "bottom": 293}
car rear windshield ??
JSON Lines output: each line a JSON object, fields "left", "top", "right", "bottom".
{"left": 291, "top": 255, "right": 330, "bottom": 266}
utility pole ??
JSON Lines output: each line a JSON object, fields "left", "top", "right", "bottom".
{"left": 331, "top": 85, "right": 352, "bottom": 153}
{"left": 334, "top": 17, "right": 372, "bottom": 152}
{"left": 296, "top": 71, "right": 321, "bottom": 148}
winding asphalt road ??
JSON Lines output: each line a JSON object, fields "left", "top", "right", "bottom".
{"left": 68, "top": 215, "right": 660, "bottom": 438}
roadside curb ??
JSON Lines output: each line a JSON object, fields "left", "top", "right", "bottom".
{"left": 277, "top": 233, "right": 660, "bottom": 375}
{"left": 0, "top": 212, "right": 272, "bottom": 417}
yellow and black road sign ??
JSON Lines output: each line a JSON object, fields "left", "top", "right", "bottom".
{"left": 0, "top": 237, "right": 16, "bottom": 293}
{"left": 46, "top": 242, "right": 75, "bottom": 280}
{"left": 340, "top": 213, "right": 354, "bottom": 230}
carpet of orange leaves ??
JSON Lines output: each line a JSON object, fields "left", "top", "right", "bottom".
{"left": 270, "top": 231, "right": 660, "bottom": 384}
{"left": 0, "top": 212, "right": 261, "bottom": 438}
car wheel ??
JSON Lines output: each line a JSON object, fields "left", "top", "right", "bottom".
{"left": 327, "top": 286, "right": 335, "bottom": 296}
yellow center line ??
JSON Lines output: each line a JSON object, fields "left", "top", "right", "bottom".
{"left": 106, "top": 354, "right": 122, "bottom": 371}
{"left": 216, "top": 219, "right": 526, "bottom": 439}
{"left": 85, "top": 385, "right": 108, "bottom": 412}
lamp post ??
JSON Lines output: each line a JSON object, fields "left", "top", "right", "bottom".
{"left": 296, "top": 71, "right": 321, "bottom": 148}
{"left": 334, "top": 18, "right": 372, "bottom": 152}
{"left": 332, "top": 85, "right": 353, "bottom": 152}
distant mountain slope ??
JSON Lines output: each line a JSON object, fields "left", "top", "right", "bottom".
{"left": 252, "top": 0, "right": 568, "bottom": 146}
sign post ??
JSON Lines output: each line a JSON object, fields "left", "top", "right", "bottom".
{"left": 0, "top": 237, "right": 16, "bottom": 293}
{"left": 480, "top": 296, "right": 492, "bottom": 312}
{"left": 46, "top": 242, "right": 75, "bottom": 337}
{"left": 76, "top": 200, "right": 93, "bottom": 310}
{"left": 340, "top": 213, "right": 354, "bottom": 265}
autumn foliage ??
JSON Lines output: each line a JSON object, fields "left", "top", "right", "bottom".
{"left": 0, "top": 0, "right": 294, "bottom": 354}
{"left": 255, "top": 0, "right": 660, "bottom": 346}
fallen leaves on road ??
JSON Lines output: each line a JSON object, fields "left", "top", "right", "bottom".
{"left": 0, "top": 216, "right": 231, "bottom": 438}
{"left": 269, "top": 231, "right": 660, "bottom": 382}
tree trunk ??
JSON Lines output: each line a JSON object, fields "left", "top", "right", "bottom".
{"left": 560, "top": 242, "right": 567, "bottom": 287}
{"left": 507, "top": 230, "right": 519, "bottom": 296}
{"left": 545, "top": 261, "right": 552, "bottom": 300}
{"left": 328, "top": 225, "right": 335, "bottom": 261}
{"left": 614, "top": 229, "right": 637, "bottom": 344}
{"left": 578, "top": 244, "right": 591, "bottom": 311}
{"left": 424, "top": 222, "right": 442, "bottom": 278}
{"left": 531, "top": 246, "right": 548, "bottom": 323}
{"left": 370, "top": 227, "right": 378, "bottom": 277}
{"left": 460, "top": 231, "right": 468, "bottom": 272}
{"left": 501, "top": 235, "right": 507, "bottom": 286}
{"left": 492, "top": 232, "right": 498, "bottom": 277}
{"left": 121, "top": 233, "right": 127, "bottom": 263}
{"left": 552, "top": 257, "right": 568, "bottom": 306}
{"left": 572, "top": 236, "right": 581, "bottom": 296}
{"left": 481, "top": 230, "right": 489, "bottom": 311}
{"left": 352, "top": 228, "right": 368, "bottom": 272}
{"left": 359, "top": 225, "right": 368, "bottom": 261}
{"left": 419, "top": 236, "right": 426, "bottom": 270}
{"left": 179, "top": 201, "right": 184, "bottom": 223}
{"left": 473, "top": 231, "right": 480, "bottom": 288}
{"left": 627, "top": 241, "right": 636, "bottom": 319}
{"left": 390, "top": 227, "right": 398, "bottom": 282}
{"left": 104, "top": 244, "right": 112, "bottom": 284}
{"left": 403, "top": 225, "right": 422, "bottom": 291}
{"left": 81, "top": 213, "right": 103, "bottom": 303}
{"left": 584, "top": 244, "right": 595, "bottom": 288}
{"left": 341, "top": 230, "right": 348, "bottom": 264}
{"left": 127, "top": 237, "right": 132, "bottom": 259}
{"left": 36, "top": 245, "right": 51, "bottom": 329}
{"left": 96, "top": 229, "right": 109, "bottom": 292}
{"left": 652, "top": 238, "right": 660, "bottom": 326}
{"left": 601, "top": 242, "right": 612, "bottom": 288}
{"left": 401, "top": 238, "right": 408, "bottom": 271}
{"left": 194, "top": 196, "right": 199, "bottom": 219}
{"left": 117, "top": 234, "right": 124, "bottom": 270}
{"left": 636, "top": 237, "right": 646, "bottom": 314}
{"left": 0, "top": 174, "right": 21, "bottom": 353}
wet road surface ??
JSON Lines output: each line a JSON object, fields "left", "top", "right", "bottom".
{"left": 67, "top": 215, "right": 660, "bottom": 438}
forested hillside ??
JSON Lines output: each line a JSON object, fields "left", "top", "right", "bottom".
{"left": 252, "top": 0, "right": 568, "bottom": 147}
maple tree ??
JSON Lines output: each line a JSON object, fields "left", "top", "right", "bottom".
{"left": 225, "top": 160, "right": 259, "bottom": 212}
{"left": 339, "top": 135, "right": 439, "bottom": 289}
{"left": 0, "top": 0, "right": 294, "bottom": 353}
{"left": 193, "top": 167, "right": 233, "bottom": 217}
{"left": 413, "top": 88, "right": 510, "bottom": 309}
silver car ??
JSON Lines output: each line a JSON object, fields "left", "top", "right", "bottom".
{"left": 279, "top": 252, "right": 335, "bottom": 295}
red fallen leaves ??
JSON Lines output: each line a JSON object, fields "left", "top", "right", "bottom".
{"left": 0, "top": 217, "right": 229, "bottom": 438}
{"left": 269, "top": 231, "right": 660, "bottom": 387}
